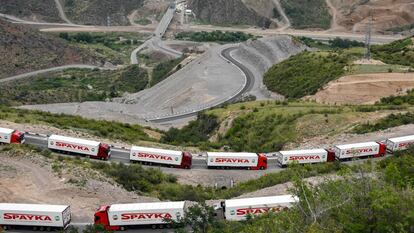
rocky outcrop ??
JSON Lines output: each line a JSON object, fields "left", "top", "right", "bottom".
{"left": 189, "top": 0, "right": 273, "bottom": 28}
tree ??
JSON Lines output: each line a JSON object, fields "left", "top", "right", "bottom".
{"left": 169, "top": 203, "right": 218, "bottom": 233}
{"left": 82, "top": 224, "right": 111, "bottom": 233}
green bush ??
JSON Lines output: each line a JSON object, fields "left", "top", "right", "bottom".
{"left": 263, "top": 51, "right": 348, "bottom": 98}
{"left": 371, "top": 37, "right": 414, "bottom": 66}
{"left": 379, "top": 89, "right": 414, "bottom": 105}
{"left": 175, "top": 30, "right": 255, "bottom": 43}
{"left": 161, "top": 112, "right": 219, "bottom": 146}
{"left": 353, "top": 112, "right": 414, "bottom": 134}
{"left": 151, "top": 57, "right": 185, "bottom": 86}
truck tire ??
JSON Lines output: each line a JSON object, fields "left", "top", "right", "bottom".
{"left": 46, "top": 227, "right": 52, "bottom": 231}
{"left": 151, "top": 225, "right": 157, "bottom": 229}
{"left": 120, "top": 226, "right": 126, "bottom": 231}
{"left": 40, "top": 226, "right": 45, "bottom": 231}
{"left": 2, "top": 226, "right": 9, "bottom": 230}
{"left": 260, "top": 166, "right": 265, "bottom": 170}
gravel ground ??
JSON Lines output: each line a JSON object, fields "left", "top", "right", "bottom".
{"left": 20, "top": 36, "right": 304, "bottom": 128}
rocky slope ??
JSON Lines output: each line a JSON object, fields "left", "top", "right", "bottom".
{"left": 188, "top": 0, "right": 273, "bottom": 28}
{"left": 0, "top": 0, "right": 63, "bottom": 23}
{"left": 0, "top": 19, "right": 100, "bottom": 79}
{"left": 63, "top": 0, "right": 145, "bottom": 26}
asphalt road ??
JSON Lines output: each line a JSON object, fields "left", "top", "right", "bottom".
{"left": 23, "top": 133, "right": 280, "bottom": 170}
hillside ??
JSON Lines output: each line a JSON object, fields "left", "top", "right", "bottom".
{"left": 63, "top": 0, "right": 145, "bottom": 26}
{"left": 0, "top": 0, "right": 63, "bottom": 23}
{"left": 189, "top": 0, "right": 273, "bottom": 28}
{"left": 0, "top": 19, "right": 100, "bottom": 79}
{"left": 331, "top": 0, "right": 414, "bottom": 33}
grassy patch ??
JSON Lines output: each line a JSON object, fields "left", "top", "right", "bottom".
{"left": 379, "top": 89, "right": 414, "bottom": 105}
{"left": 350, "top": 64, "right": 409, "bottom": 74}
{"left": 0, "top": 105, "right": 152, "bottom": 143}
{"left": 134, "top": 18, "right": 152, "bottom": 25}
{"left": 280, "top": 0, "right": 331, "bottom": 29}
{"left": 263, "top": 51, "right": 349, "bottom": 98}
{"left": 175, "top": 30, "right": 256, "bottom": 43}
{"left": 0, "top": 66, "right": 148, "bottom": 105}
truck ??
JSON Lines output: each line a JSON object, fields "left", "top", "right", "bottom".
{"left": 0, "top": 127, "right": 25, "bottom": 144}
{"left": 275, "top": 149, "right": 335, "bottom": 167}
{"left": 0, "top": 203, "right": 71, "bottom": 231}
{"left": 333, "top": 141, "right": 386, "bottom": 160}
{"left": 48, "top": 134, "right": 111, "bottom": 160}
{"left": 216, "top": 195, "right": 298, "bottom": 221}
{"left": 385, "top": 135, "right": 414, "bottom": 152}
{"left": 94, "top": 201, "right": 185, "bottom": 230}
{"left": 206, "top": 152, "right": 267, "bottom": 170}
{"left": 130, "top": 146, "right": 192, "bottom": 169}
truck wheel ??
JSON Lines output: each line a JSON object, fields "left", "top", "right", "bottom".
{"left": 120, "top": 226, "right": 126, "bottom": 231}
{"left": 159, "top": 225, "right": 164, "bottom": 229}
{"left": 260, "top": 166, "right": 265, "bottom": 170}
{"left": 151, "top": 225, "right": 157, "bottom": 229}
{"left": 32, "top": 226, "right": 38, "bottom": 231}
{"left": 2, "top": 226, "right": 8, "bottom": 230}
{"left": 40, "top": 226, "right": 45, "bottom": 231}
{"left": 46, "top": 227, "right": 51, "bottom": 232}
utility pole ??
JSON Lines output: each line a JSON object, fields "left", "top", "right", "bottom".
{"left": 364, "top": 14, "right": 373, "bottom": 60}
{"left": 107, "top": 15, "right": 111, "bottom": 27}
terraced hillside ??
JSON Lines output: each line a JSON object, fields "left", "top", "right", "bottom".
{"left": 0, "top": 0, "right": 63, "bottom": 22}
{"left": 0, "top": 19, "right": 100, "bottom": 79}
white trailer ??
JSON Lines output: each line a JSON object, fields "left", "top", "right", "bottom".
{"left": 223, "top": 195, "right": 298, "bottom": 221}
{"left": 130, "top": 146, "right": 182, "bottom": 166}
{"left": 95, "top": 201, "right": 185, "bottom": 230}
{"left": 206, "top": 152, "right": 266, "bottom": 169}
{"left": 47, "top": 134, "right": 111, "bottom": 160}
{"left": 386, "top": 135, "right": 414, "bottom": 152}
{"left": 333, "top": 141, "right": 386, "bottom": 160}
{"left": 0, "top": 203, "right": 71, "bottom": 230}
{"left": 276, "top": 149, "right": 329, "bottom": 166}
{"left": 0, "top": 128, "right": 14, "bottom": 144}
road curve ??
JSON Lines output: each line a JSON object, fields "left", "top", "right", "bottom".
{"left": 148, "top": 46, "right": 253, "bottom": 123}
{"left": 0, "top": 65, "right": 115, "bottom": 83}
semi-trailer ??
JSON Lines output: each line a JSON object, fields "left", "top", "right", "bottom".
{"left": 48, "top": 134, "right": 111, "bottom": 160}
{"left": 333, "top": 141, "right": 386, "bottom": 160}
{"left": 206, "top": 152, "right": 267, "bottom": 170}
{"left": 94, "top": 201, "right": 185, "bottom": 230}
{"left": 0, "top": 203, "right": 71, "bottom": 231}
{"left": 275, "top": 149, "right": 335, "bottom": 167}
{"left": 385, "top": 135, "right": 414, "bottom": 152}
{"left": 0, "top": 127, "right": 25, "bottom": 144}
{"left": 216, "top": 195, "right": 298, "bottom": 221}
{"left": 130, "top": 146, "right": 192, "bottom": 169}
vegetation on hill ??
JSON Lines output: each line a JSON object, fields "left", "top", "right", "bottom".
{"left": 353, "top": 112, "right": 414, "bottom": 134}
{"left": 280, "top": 0, "right": 331, "bottom": 29}
{"left": 263, "top": 51, "right": 349, "bottom": 98}
{"left": 175, "top": 31, "right": 256, "bottom": 43}
{"left": 63, "top": 0, "right": 144, "bottom": 26}
{"left": 0, "top": 105, "right": 151, "bottom": 143}
{"left": 58, "top": 32, "right": 146, "bottom": 64}
{"left": 0, "top": 66, "right": 149, "bottom": 105}
{"left": 151, "top": 56, "right": 186, "bottom": 86}
{"left": 371, "top": 37, "right": 414, "bottom": 67}
{"left": 379, "top": 89, "right": 414, "bottom": 105}
{"left": 0, "top": 19, "right": 99, "bottom": 79}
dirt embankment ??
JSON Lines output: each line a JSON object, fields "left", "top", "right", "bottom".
{"left": 305, "top": 73, "right": 414, "bottom": 105}
{"left": 331, "top": 0, "right": 414, "bottom": 33}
